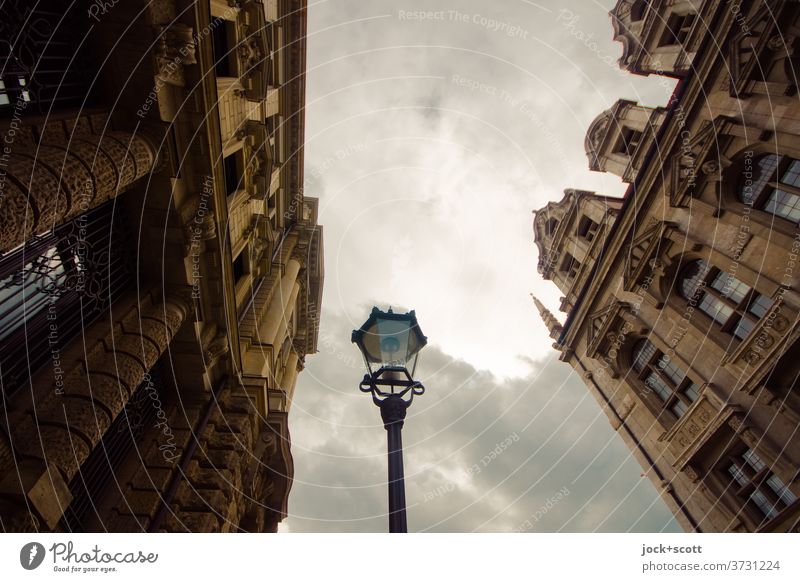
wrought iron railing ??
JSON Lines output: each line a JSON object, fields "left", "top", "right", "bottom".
{"left": 59, "top": 366, "right": 162, "bottom": 532}
{"left": 0, "top": 200, "right": 133, "bottom": 398}
{"left": 0, "top": 0, "right": 97, "bottom": 116}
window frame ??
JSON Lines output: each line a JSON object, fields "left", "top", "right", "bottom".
{"left": 613, "top": 127, "right": 643, "bottom": 156}
{"left": 560, "top": 253, "right": 581, "bottom": 279}
{"left": 658, "top": 12, "right": 696, "bottom": 47}
{"left": 211, "top": 17, "right": 240, "bottom": 79}
{"left": 679, "top": 259, "right": 773, "bottom": 341}
{"left": 223, "top": 150, "right": 246, "bottom": 200}
{"left": 739, "top": 154, "right": 800, "bottom": 224}
{"left": 577, "top": 216, "right": 599, "bottom": 243}
{"left": 720, "top": 445, "right": 799, "bottom": 528}
{"left": 630, "top": 0, "right": 647, "bottom": 22}
{"left": 631, "top": 338, "right": 700, "bottom": 420}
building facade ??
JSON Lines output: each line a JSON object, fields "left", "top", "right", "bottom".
{"left": 0, "top": 0, "right": 322, "bottom": 532}
{"left": 533, "top": 0, "right": 800, "bottom": 532}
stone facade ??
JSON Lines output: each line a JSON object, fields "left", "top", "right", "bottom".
{"left": 0, "top": 0, "right": 321, "bottom": 533}
{"left": 533, "top": 0, "right": 800, "bottom": 532}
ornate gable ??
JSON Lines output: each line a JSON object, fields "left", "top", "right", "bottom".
{"left": 727, "top": 1, "right": 783, "bottom": 98}
{"left": 622, "top": 219, "right": 677, "bottom": 291}
{"left": 533, "top": 190, "right": 583, "bottom": 277}
{"left": 668, "top": 117, "right": 735, "bottom": 208}
{"left": 586, "top": 300, "right": 633, "bottom": 360}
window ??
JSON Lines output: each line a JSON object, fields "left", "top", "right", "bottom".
{"left": 739, "top": 154, "right": 800, "bottom": 223}
{"left": 223, "top": 151, "right": 244, "bottom": 198}
{"left": 632, "top": 339, "right": 699, "bottom": 419}
{"left": 577, "top": 216, "right": 599, "bottom": 242}
{"left": 232, "top": 251, "right": 247, "bottom": 285}
{"left": 545, "top": 218, "right": 559, "bottom": 237}
{"left": 1, "top": 5, "right": 97, "bottom": 116}
{"left": 630, "top": 0, "right": 647, "bottom": 22}
{"left": 680, "top": 259, "right": 774, "bottom": 340}
{"left": 763, "top": 337, "right": 800, "bottom": 404}
{"left": 0, "top": 201, "right": 133, "bottom": 398}
{"left": 659, "top": 12, "right": 695, "bottom": 46}
{"left": 613, "top": 127, "right": 642, "bottom": 156}
{"left": 0, "top": 76, "right": 32, "bottom": 107}
{"left": 724, "top": 447, "right": 797, "bottom": 524}
{"left": 266, "top": 114, "right": 279, "bottom": 138}
{"left": 211, "top": 17, "right": 238, "bottom": 78}
{"left": 560, "top": 253, "right": 581, "bottom": 279}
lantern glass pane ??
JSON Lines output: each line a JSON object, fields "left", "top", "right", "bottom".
{"left": 376, "top": 317, "right": 412, "bottom": 366}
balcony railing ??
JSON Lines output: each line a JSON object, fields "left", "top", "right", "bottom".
{"left": 0, "top": 0, "right": 97, "bottom": 116}
{"left": 0, "top": 200, "right": 133, "bottom": 398}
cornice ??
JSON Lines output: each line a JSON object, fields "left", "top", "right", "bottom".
{"left": 559, "top": 2, "right": 735, "bottom": 349}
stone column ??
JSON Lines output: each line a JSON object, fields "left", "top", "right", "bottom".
{"left": 0, "top": 130, "right": 157, "bottom": 252}
{"left": 272, "top": 281, "right": 301, "bottom": 353}
{"left": 257, "top": 259, "right": 300, "bottom": 345}
{"left": 2, "top": 290, "right": 191, "bottom": 529}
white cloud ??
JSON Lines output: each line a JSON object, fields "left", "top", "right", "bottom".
{"left": 290, "top": 0, "right": 680, "bottom": 531}
{"left": 287, "top": 310, "right": 679, "bottom": 532}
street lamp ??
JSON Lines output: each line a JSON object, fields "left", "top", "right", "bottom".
{"left": 352, "top": 307, "right": 427, "bottom": 533}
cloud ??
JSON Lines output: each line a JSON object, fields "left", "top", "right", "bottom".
{"left": 290, "top": 0, "right": 681, "bottom": 531}
{"left": 286, "top": 310, "right": 680, "bottom": 532}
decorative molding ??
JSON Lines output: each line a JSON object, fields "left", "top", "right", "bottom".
{"left": 9, "top": 291, "right": 191, "bottom": 484}
{"left": 622, "top": 219, "right": 677, "bottom": 292}
{"left": 663, "top": 392, "right": 740, "bottom": 470}
{"left": 0, "top": 131, "right": 157, "bottom": 252}
{"left": 154, "top": 23, "right": 197, "bottom": 87}
{"left": 586, "top": 300, "right": 633, "bottom": 360}
{"left": 723, "top": 290, "right": 795, "bottom": 368}
{"left": 202, "top": 324, "right": 230, "bottom": 364}
{"left": 727, "top": 2, "right": 781, "bottom": 98}
{"left": 668, "top": 118, "right": 735, "bottom": 208}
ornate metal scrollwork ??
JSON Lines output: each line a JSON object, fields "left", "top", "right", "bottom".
{"left": 358, "top": 367, "right": 425, "bottom": 429}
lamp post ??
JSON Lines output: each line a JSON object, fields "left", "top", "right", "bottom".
{"left": 352, "top": 307, "right": 427, "bottom": 533}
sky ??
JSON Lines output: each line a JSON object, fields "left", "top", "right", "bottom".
{"left": 283, "top": 0, "right": 682, "bottom": 532}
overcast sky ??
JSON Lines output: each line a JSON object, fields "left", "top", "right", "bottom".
{"left": 283, "top": 0, "right": 682, "bottom": 532}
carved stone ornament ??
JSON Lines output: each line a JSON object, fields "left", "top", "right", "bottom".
{"left": 252, "top": 234, "right": 268, "bottom": 257}
{"left": 261, "top": 430, "right": 279, "bottom": 464}
{"left": 701, "top": 160, "right": 720, "bottom": 175}
{"left": 767, "top": 35, "right": 787, "bottom": 51}
{"left": 154, "top": 23, "right": 197, "bottom": 86}
{"left": 757, "top": 388, "right": 775, "bottom": 407}
{"left": 204, "top": 332, "right": 230, "bottom": 363}
{"left": 585, "top": 111, "right": 612, "bottom": 168}
{"left": 248, "top": 148, "right": 268, "bottom": 177}
{"left": 772, "top": 314, "right": 790, "bottom": 333}
{"left": 670, "top": 397, "right": 717, "bottom": 453}
{"left": 194, "top": 208, "right": 217, "bottom": 240}
{"left": 755, "top": 333, "right": 775, "bottom": 350}
{"left": 743, "top": 349, "right": 762, "bottom": 365}
{"left": 238, "top": 25, "right": 263, "bottom": 77}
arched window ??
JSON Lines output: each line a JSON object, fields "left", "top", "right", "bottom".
{"left": 545, "top": 218, "right": 559, "bottom": 237}
{"left": 739, "top": 154, "right": 800, "bottom": 223}
{"left": 680, "top": 259, "right": 774, "bottom": 340}
{"left": 631, "top": 339, "right": 699, "bottom": 418}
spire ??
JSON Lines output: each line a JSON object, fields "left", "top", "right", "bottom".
{"left": 530, "top": 294, "right": 563, "bottom": 340}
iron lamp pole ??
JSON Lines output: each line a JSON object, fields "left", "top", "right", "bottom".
{"left": 352, "top": 307, "right": 428, "bottom": 533}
